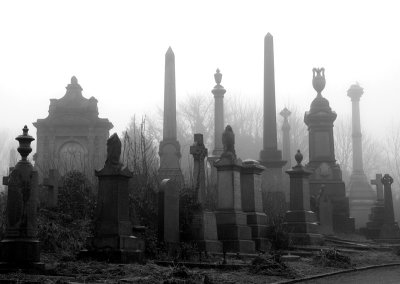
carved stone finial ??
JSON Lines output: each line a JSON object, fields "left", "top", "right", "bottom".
{"left": 71, "top": 76, "right": 78, "bottom": 85}
{"left": 280, "top": 107, "right": 291, "bottom": 119}
{"left": 381, "top": 174, "right": 394, "bottom": 185}
{"left": 222, "top": 125, "right": 235, "bottom": 157}
{"left": 214, "top": 68, "right": 222, "bottom": 85}
{"left": 295, "top": 149, "right": 303, "bottom": 165}
{"left": 312, "top": 68, "right": 326, "bottom": 96}
{"left": 16, "top": 125, "right": 35, "bottom": 161}
{"left": 105, "top": 133, "right": 122, "bottom": 169}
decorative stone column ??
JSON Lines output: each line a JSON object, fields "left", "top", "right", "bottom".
{"left": 304, "top": 68, "right": 355, "bottom": 233}
{"left": 284, "top": 150, "right": 323, "bottom": 245}
{"left": 0, "top": 126, "right": 44, "bottom": 271}
{"left": 259, "top": 33, "right": 287, "bottom": 213}
{"left": 159, "top": 47, "right": 183, "bottom": 185}
{"left": 214, "top": 126, "right": 255, "bottom": 253}
{"left": 208, "top": 69, "right": 227, "bottom": 209}
{"left": 347, "top": 83, "right": 375, "bottom": 229}
{"left": 81, "top": 134, "right": 144, "bottom": 263}
{"left": 280, "top": 107, "right": 291, "bottom": 171}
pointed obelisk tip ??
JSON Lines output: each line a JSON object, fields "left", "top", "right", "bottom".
{"left": 71, "top": 76, "right": 78, "bottom": 84}
{"left": 166, "top": 46, "right": 174, "bottom": 56}
{"left": 265, "top": 32, "right": 273, "bottom": 39}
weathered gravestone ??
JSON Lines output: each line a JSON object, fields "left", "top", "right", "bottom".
{"left": 304, "top": 68, "right": 355, "bottom": 233}
{"left": 40, "top": 169, "right": 60, "bottom": 208}
{"left": 284, "top": 150, "right": 323, "bottom": 245}
{"left": 214, "top": 125, "right": 255, "bottom": 253}
{"left": 364, "top": 174, "right": 385, "bottom": 239}
{"left": 241, "top": 159, "right": 270, "bottom": 251}
{"left": 377, "top": 174, "right": 400, "bottom": 242}
{"left": 0, "top": 126, "right": 44, "bottom": 271}
{"left": 189, "top": 134, "right": 222, "bottom": 253}
{"left": 81, "top": 133, "right": 144, "bottom": 263}
{"left": 158, "top": 178, "right": 180, "bottom": 253}
{"left": 318, "top": 185, "right": 334, "bottom": 236}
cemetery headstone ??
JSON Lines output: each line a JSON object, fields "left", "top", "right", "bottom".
{"left": 41, "top": 168, "right": 60, "bottom": 208}
{"left": 189, "top": 134, "right": 222, "bottom": 253}
{"left": 304, "top": 68, "right": 355, "bottom": 233}
{"left": 318, "top": 185, "right": 334, "bottom": 235}
{"left": 214, "top": 125, "right": 255, "bottom": 253}
{"left": 364, "top": 174, "right": 385, "bottom": 239}
{"left": 378, "top": 174, "right": 400, "bottom": 242}
{"left": 81, "top": 133, "right": 144, "bottom": 263}
{"left": 0, "top": 126, "right": 44, "bottom": 271}
{"left": 284, "top": 150, "right": 323, "bottom": 245}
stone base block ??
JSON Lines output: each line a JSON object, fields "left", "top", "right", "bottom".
{"left": 288, "top": 233, "right": 324, "bottom": 246}
{"left": 350, "top": 200, "right": 375, "bottom": 229}
{"left": 79, "top": 249, "right": 144, "bottom": 263}
{"left": 88, "top": 235, "right": 145, "bottom": 251}
{"left": 284, "top": 221, "right": 320, "bottom": 234}
{"left": 217, "top": 224, "right": 252, "bottom": 240}
{"left": 215, "top": 210, "right": 247, "bottom": 225}
{"left": 247, "top": 212, "right": 268, "bottom": 226}
{"left": 285, "top": 210, "right": 318, "bottom": 223}
{"left": 221, "top": 240, "right": 255, "bottom": 254}
{"left": 253, "top": 238, "right": 271, "bottom": 252}
{"left": 0, "top": 238, "right": 42, "bottom": 268}
{"left": 249, "top": 224, "right": 268, "bottom": 238}
{"left": 191, "top": 211, "right": 219, "bottom": 241}
{"left": 333, "top": 215, "right": 355, "bottom": 233}
{"left": 379, "top": 223, "right": 400, "bottom": 239}
{"left": 193, "top": 240, "right": 223, "bottom": 253}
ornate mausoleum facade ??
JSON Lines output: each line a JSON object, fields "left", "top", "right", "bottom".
{"left": 33, "top": 76, "right": 113, "bottom": 178}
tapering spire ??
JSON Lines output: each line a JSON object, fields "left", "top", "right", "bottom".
{"left": 163, "top": 46, "right": 177, "bottom": 140}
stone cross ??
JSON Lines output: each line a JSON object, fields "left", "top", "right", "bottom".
{"left": 381, "top": 174, "right": 395, "bottom": 224}
{"left": 371, "top": 174, "right": 384, "bottom": 202}
{"left": 190, "top": 134, "right": 208, "bottom": 206}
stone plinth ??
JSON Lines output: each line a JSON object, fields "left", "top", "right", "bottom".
{"left": 158, "top": 179, "right": 180, "bottom": 248}
{"left": 214, "top": 126, "right": 255, "bottom": 253}
{"left": 0, "top": 126, "right": 44, "bottom": 271}
{"left": 241, "top": 159, "right": 270, "bottom": 251}
{"left": 81, "top": 134, "right": 144, "bottom": 263}
{"left": 304, "top": 68, "right": 354, "bottom": 234}
{"left": 284, "top": 150, "right": 323, "bottom": 245}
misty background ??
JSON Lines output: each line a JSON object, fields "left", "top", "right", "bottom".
{"left": 1, "top": 1, "right": 400, "bottom": 194}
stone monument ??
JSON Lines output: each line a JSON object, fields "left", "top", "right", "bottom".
{"left": 377, "top": 174, "right": 400, "bottom": 242}
{"left": 364, "top": 174, "right": 385, "bottom": 239}
{"left": 34, "top": 76, "right": 113, "bottom": 179}
{"left": 158, "top": 179, "right": 180, "bottom": 252}
{"left": 214, "top": 126, "right": 255, "bottom": 253}
{"left": 304, "top": 68, "right": 355, "bottom": 233}
{"left": 41, "top": 169, "right": 60, "bottom": 208}
{"left": 347, "top": 83, "right": 375, "bottom": 229}
{"left": 259, "top": 33, "right": 287, "bottom": 213}
{"left": 81, "top": 134, "right": 144, "bottom": 263}
{"left": 189, "top": 134, "right": 222, "bottom": 253}
{"left": 284, "top": 150, "right": 323, "bottom": 245}
{"left": 280, "top": 107, "right": 292, "bottom": 171}
{"left": 0, "top": 126, "right": 44, "bottom": 271}
{"left": 240, "top": 159, "right": 270, "bottom": 251}
{"left": 158, "top": 47, "right": 183, "bottom": 185}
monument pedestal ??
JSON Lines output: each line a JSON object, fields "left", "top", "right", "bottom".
{"left": 364, "top": 204, "right": 385, "bottom": 239}
{"left": 190, "top": 210, "right": 222, "bottom": 253}
{"left": 349, "top": 173, "right": 375, "bottom": 229}
{"left": 215, "top": 211, "right": 255, "bottom": 253}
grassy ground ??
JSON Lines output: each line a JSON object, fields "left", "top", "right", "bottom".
{"left": 0, "top": 249, "right": 399, "bottom": 284}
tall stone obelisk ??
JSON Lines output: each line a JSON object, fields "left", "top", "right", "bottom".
{"left": 347, "top": 83, "right": 375, "bottom": 229}
{"left": 159, "top": 47, "right": 183, "bottom": 185}
{"left": 259, "top": 33, "right": 287, "bottom": 209}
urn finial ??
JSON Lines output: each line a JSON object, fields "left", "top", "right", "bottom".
{"left": 295, "top": 149, "right": 303, "bottom": 165}
{"left": 312, "top": 67, "right": 326, "bottom": 96}
{"left": 214, "top": 68, "right": 222, "bottom": 85}
{"left": 16, "top": 125, "right": 35, "bottom": 161}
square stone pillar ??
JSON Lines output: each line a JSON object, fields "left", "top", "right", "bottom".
{"left": 241, "top": 159, "right": 270, "bottom": 251}
{"left": 284, "top": 150, "right": 323, "bottom": 245}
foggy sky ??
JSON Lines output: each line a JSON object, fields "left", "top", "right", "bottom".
{"left": 0, "top": 0, "right": 399, "bottom": 145}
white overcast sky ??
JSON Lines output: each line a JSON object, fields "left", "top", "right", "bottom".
{"left": 0, "top": 0, "right": 399, "bottom": 142}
